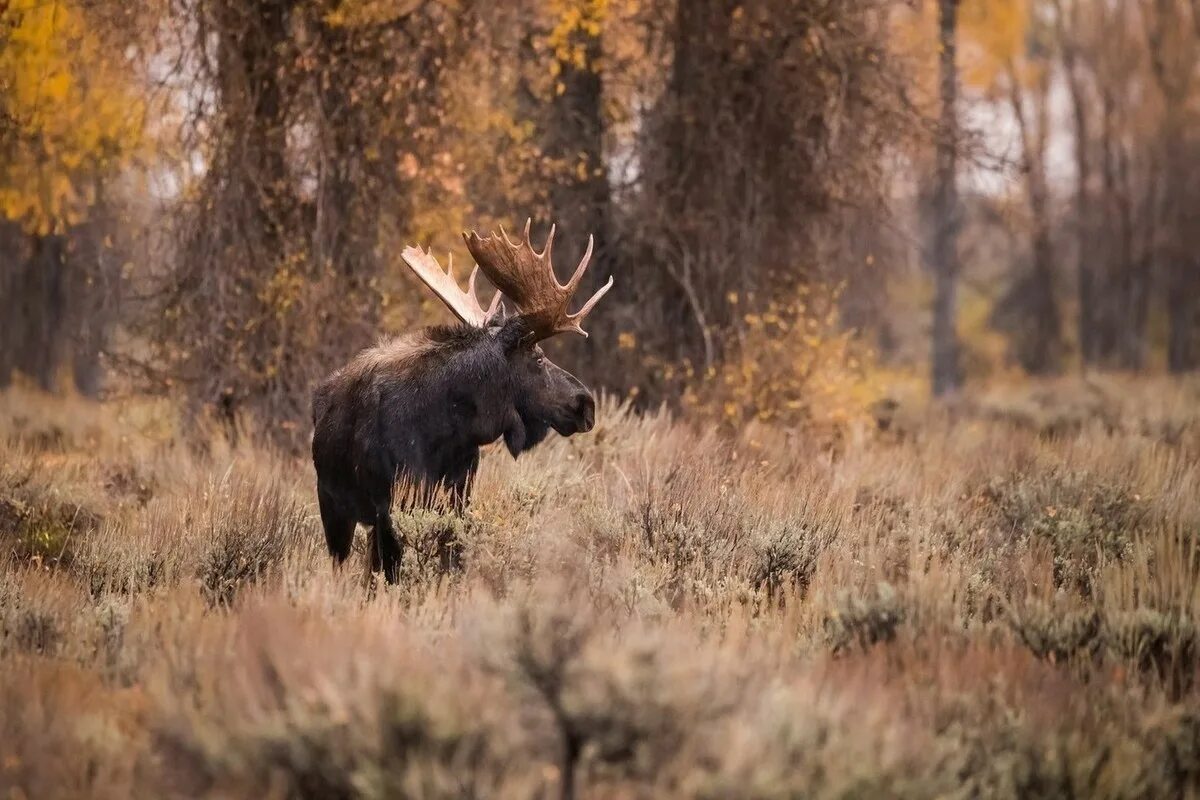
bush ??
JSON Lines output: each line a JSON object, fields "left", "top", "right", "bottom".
{"left": 2, "top": 378, "right": 1200, "bottom": 797}
{"left": 197, "top": 475, "right": 312, "bottom": 606}
{"left": 679, "top": 289, "right": 885, "bottom": 441}
{"left": 390, "top": 507, "right": 474, "bottom": 587}
{"left": 982, "top": 469, "right": 1146, "bottom": 595}
{"left": 163, "top": 678, "right": 499, "bottom": 800}
{"left": 0, "top": 455, "right": 100, "bottom": 568}
{"left": 1009, "top": 600, "right": 1101, "bottom": 663}
{"left": 824, "top": 581, "right": 906, "bottom": 653}
{"left": 1104, "top": 608, "right": 1197, "bottom": 694}
{"left": 748, "top": 520, "right": 830, "bottom": 601}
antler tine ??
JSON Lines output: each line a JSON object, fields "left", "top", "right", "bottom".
{"left": 566, "top": 274, "right": 614, "bottom": 336}
{"left": 468, "top": 265, "right": 495, "bottom": 319}
{"left": 540, "top": 224, "right": 557, "bottom": 271}
{"left": 462, "top": 220, "right": 614, "bottom": 340}
{"left": 485, "top": 278, "right": 504, "bottom": 320}
{"left": 563, "top": 234, "right": 593, "bottom": 294}
{"left": 401, "top": 243, "right": 499, "bottom": 328}
{"left": 466, "top": 261, "right": 504, "bottom": 322}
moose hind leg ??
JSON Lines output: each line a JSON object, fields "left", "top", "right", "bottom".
{"left": 317, "top": 486, "right": 356, "bottom": 565}
{"left": 371, "top": 510, "right": 404, "bottom": 584}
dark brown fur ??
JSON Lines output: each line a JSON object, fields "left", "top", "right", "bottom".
{"left": 311, "top": 317, "right": 594, "bottom": 582}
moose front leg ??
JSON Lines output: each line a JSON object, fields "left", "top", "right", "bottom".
{"left": 371, "top": 508, "right": 405, "bottom": 584}
{"left": 436, "top": 453, "right": 478, "bottom": 573}
{"left": 446, "top": 450, "right": 480, "bottom": 513}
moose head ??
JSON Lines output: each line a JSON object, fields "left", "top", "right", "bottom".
{"left": 400, "top": 220, "right": 613, "bottom": 456}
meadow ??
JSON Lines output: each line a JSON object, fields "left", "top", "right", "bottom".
{"left": 2, "top": 376, "right": 1200, "bottom": 799}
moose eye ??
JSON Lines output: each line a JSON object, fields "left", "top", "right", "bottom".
{"left": 535, "top": 354, "right": 546, "bottom": 367}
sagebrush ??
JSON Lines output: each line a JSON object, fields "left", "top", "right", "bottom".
{"left": 1, "top": 376, "right": 1199, "bottom": 798}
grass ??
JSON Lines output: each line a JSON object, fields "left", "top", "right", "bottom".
{"left": 1, "top": 375, "right": 1199, "bottom": 798}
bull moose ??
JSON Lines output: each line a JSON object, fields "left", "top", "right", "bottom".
{"left": 311, "top": 222, "right": 612, "bottom": 582}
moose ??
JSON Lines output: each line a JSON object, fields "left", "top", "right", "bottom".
{"left": 311, "top": 222, "right": 612, "bottom": 582}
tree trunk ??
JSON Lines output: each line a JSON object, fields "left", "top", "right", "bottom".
{"left": 931, "top": 0, "right": 962, "bottom": 396}
{"left": 1160, "top": 124, "right": 1197, "bottom": 373}
{"left": 1, "top": 232, "right": 69, "bottom": 391}
{"left": 31, "top": 235, "right": 67, "bottom": 391}
{"left": 0, "top": 223, "right": 23, "bottom": 388}
{"left": 546, "top": 20, "right": 618, "bottom": 376}
{"left": 1006, "top": 60, "right": 1064, "bottom": 374}
{"left": 1054, "top": 0, "right": 1096, "bottom": 368}
{"left": 545, "top": 22, "right": 613, "bottom": 274}
{"left": 1158, "top": 86, "right": 1196, "bottom": 372}
{"left": 200, "top": 0, "right": 296, "bottom": 427}
{"left": 1142, "top": 0, "right": 1198, "bottom": 371}
{"left": 1101, "top": 95, "right": 1148, "bottom": 369}
{"left": 1165, "top": 259, "right": 1198, "bottom": 372}
{"left": 0, "top": 212, "right": 117, "bottom": 396}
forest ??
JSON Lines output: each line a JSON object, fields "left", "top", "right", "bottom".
{"left": 2, "top": 0, "right": 1200, "bottom": 797}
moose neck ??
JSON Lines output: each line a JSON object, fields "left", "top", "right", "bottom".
{"left": 426, "top": 324, "right": 521, "bottom": 448}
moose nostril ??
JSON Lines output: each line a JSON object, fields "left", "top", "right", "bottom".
{"left": 575, "top": 393, "right": 595, "bottom": 429}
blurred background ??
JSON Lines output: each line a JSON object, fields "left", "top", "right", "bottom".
{"left": 0, "top": 0, "right": 1197, "bottom": 445}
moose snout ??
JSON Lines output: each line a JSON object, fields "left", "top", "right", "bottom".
{"left": 574, "top": 392, "right": 596, "bottom": 432}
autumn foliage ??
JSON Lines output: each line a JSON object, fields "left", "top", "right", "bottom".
{"left": 0, "top": 0, "right": 145, "bottom": 234}
{"left": 4, "top": 1, "right": 1200, "bottom": 794}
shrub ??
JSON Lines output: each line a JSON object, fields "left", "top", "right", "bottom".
{"left": 197, "top": 475, "right": 312, "bottom": 606}
{"left": 162, "top": 676, "right": 498, "bottom": 800}
{"left": 824, "top": 581, "right": 906, "bottom": 653}
{"left": 748, "top": 519, "right": 830, "bottom": 601}
{"left": 1, "top": 378, "right": 1199, "bottom": 797}
{"left": 1104, "top": 608, "right": 1197, "bottom": 694}
{"left": 1009, "top": 600, "right": 1101, "bottom": 663}
{"left": 390, "top": 507, "right": 475, "bottom": 587}
{"left": 0, "top": 455, "right": 100, "bottom": 568}
{"left": 982, "top": 469, "right": 1146, "bottom": 595}
{"left": 678, "top": 289, "right": 884, "bottom": 440}
{"left": 73, "top": 519, "right": 173, "bottom": 597}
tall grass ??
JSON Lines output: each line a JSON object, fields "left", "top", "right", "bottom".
{"left": 1, "top": 376, "right": 1199, "bottom": 798}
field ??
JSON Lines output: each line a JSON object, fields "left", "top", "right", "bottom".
{"left": 2, "top": 377, "right": 1200, "bottom": 799}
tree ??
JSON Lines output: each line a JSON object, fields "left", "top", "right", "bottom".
{"left": 152, "top": 0, "right": 478, "bottom": 442}
{"left": 1053, "top": 0, "right": 1154, "bottom": 369}
{"left": 960, "top": 0, "right": 1064, "bottom": 374}
{"left": 1051, "top": 0, "right": 1096, "bottom": 368}
{"left": 540, "top": 0, "right": 614, "bottom": 271}
{"left": 628, "top": 0, "right": 908, "bottom": 388}
{"left": 931, "top": 0, "right": 963, "bottom": 396}
{"left": 497, "top": 0, "right": 619, "bottom": 381}
{"left": 1141, "top": 0, "right": 1200, "bottom": 372}
{"left": 0, "top": 0, "right": 146, "bottom": 393}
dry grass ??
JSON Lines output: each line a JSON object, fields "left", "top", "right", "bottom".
{"left": 2, "top": 376, "right": 1200, "bottom": 799}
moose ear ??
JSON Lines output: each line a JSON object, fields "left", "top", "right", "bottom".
{"left": 495, "top": 316, "right": 534, "bottom": 352}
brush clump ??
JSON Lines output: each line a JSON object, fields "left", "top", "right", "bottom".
{"left": 1, "top": 377, "right": 1199, "bottom": 798}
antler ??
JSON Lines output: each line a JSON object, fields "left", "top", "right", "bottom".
{"left": 462, "top": 219, "right": 613, "bottom": 339}
{"left": 401, "top": 245, "right": 502, "bottom": 328}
